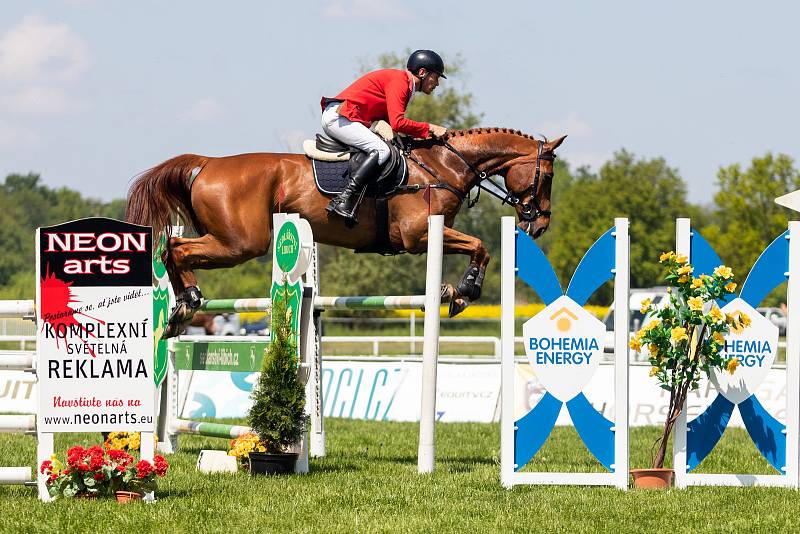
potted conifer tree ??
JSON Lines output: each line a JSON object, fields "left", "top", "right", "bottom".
{"left": 247, "top": 280, "right": 307, "bottom": 475}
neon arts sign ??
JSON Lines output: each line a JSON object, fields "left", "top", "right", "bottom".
{"left": 43, "top": 232, "right": 149, "bottom": 275}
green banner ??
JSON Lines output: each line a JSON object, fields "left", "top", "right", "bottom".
{"left": 172, "top": 341, "right": 269, "bottom": 372}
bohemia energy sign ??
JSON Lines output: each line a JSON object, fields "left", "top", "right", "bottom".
{"left": 522, "top": 295, "right": 605, "bottom": 402}
{"left": 36, "top": 218, "right": 154, "bottom": 432}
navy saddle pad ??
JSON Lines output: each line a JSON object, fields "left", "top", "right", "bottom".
{"left": 312, "top": 158, "right": 407, "bottom": 197}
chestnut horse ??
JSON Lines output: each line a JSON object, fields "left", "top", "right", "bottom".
{"left": 126, "top": 128, "right": 566, "bottom": 337}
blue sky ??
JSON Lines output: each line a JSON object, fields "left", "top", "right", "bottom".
{"left": 0, "top": 1, "right": 797, "bottom": 203}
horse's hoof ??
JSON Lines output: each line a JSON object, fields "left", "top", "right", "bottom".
{"left": 440, "top": 284, "right": 456, "bottom": 304}
{"left": 448, "top": 297, "right": 470, "bottom": 318}
{"left": 162, "top": 300, "right": 195, "bottom": 339}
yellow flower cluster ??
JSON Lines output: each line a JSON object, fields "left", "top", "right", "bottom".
{"left": 228, "top": 433, "right": 267, "bottom": 460}
{"left": 714, "top": 265, "right": 734, "bottom": 280}
{"left": 687, "top": 296, "right": 704, "bottom": 312}
{"left": 649, "top": 366, "right": 659, "bottom": 377}
{"left": 726, "top": 358, "right": 740, "bottom": 375}
{"left": 640, "top": 298, "right": 652, "bottom": 314}
{"left": 709, "top": 306, "right": 725, "bottom": 323}
{"left": 728, "top": 312, "right": 752, "bottom": 334}
{"left": 659, "top": 251, "right": 675, "bottom": 262}
{"left": 690, "top": 278, "right": 704, "bottom": 289}
{"left": 104, "top": 431, "right": 156, "bottom": 451}
{"left": 671, "top": 327, "right": 689, "bottom": 343}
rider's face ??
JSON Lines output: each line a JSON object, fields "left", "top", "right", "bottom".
{"left": 420, "top": 71, "right": 440, "bottom": 95}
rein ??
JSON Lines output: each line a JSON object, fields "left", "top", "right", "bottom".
{"left": 399, "top": 137, "right": 555, "bottom": 221}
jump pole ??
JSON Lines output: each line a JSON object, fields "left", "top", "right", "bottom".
{"left": 418, "top": 214, "right": 444, "bottom": 474}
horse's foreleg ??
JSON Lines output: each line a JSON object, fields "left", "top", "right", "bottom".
{"left": 430, "top": 227, "right": 490, "bottom": 318}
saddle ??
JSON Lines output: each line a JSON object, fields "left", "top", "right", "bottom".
{"left": 304, "top": 121, "right": 408, "bottom": 199}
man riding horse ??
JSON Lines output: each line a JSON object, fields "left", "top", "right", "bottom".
{"left": 126, "top": 49, "right": 566, "bottom": 338}
{"left": 322, "top": 50, "right": 449, "bottom": 222}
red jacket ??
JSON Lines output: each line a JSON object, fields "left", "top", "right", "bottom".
{"left": 321, "top": 69, "right": 430, "bottom": 139}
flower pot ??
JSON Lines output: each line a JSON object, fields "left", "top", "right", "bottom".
{"left": 248, "top": 452, "right": 299, "bottom": 475}
{"left": 115, "top": 490, "right": 143, "bottom": 503}
{"left": 630, "top": 468, "right": 674, "bottom": 488}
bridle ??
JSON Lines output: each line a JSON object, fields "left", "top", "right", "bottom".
{"left": 401, "top": 137, "right": 555, "bottom": 222}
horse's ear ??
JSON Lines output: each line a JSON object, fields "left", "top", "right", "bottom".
{"left": 545, "top": 135, "right": 567, "bottom": 151}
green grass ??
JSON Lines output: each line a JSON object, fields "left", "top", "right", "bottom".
{"left": 0, "top": 419, "right": 797, "bottom": 533}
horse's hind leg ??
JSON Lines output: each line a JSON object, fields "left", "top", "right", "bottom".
{"left": 162, "top": 232, "right": 269, "bottom": 338}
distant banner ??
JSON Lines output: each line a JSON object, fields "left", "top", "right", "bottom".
{"left": 1, "top": 360, "right": 787, "bottom": 427}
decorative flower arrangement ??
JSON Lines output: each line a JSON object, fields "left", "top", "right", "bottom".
{"left": 40, "top": 445, "right": 169, "bottom": 500}
{"left": 103, "top": 431, "right": 157, "bottom": 451}
{"left": 228, "top": 433, "right": 268, "bottom": 469}
{"left": 629, "top": 251, "right": 750, "bottom": 470}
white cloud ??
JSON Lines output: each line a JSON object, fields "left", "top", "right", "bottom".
{"left": 0, "top": 14, "right": 90, "bottom": 82}
{"left": 179, "top": 98, "right": 224, "bottom": 122}
{"left": 0, "top": 122, "right": 40, "bottom": 149}
{"left": 323, "top": 0, "right": 409, "bottom": 21}
{"left": 540, "top": 112, "right": 592, "bottom": 138}
{"left": 2, "top": 86, "right": 86, "bottom": 115}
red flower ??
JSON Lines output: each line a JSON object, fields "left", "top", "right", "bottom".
{"left": 153, "top": 455, "right": 169, "bottom": 477}
{"left": 62, "top": 468, "right": 71, "bottom": 475}
{"left": 40, "top": 460, "right": 52, "bottom": 475}
{"left": 116, "top": 465, "right": 126, "bottom": 472}
{"left": 93, "top": 472, "right": 105, "bottom": 481}
{"left": 66, "top": 446, "right": 85, "bottom": 466}
{"left": 48, "top": 473, "right": 58, "bottom": 483}
{"left": 135, "top": 460, "right": 154, "bottom": 478}
{"left": 89, "top": 455, "right": 106, "bottom": 470}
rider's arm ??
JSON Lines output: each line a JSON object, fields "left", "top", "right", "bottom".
{"left": 385, "top": 78, "right": 430, "bottom": 139}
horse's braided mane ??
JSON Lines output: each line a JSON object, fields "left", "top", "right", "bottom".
{"left": 444, "top": 127, "right": 544, "bottom": 142}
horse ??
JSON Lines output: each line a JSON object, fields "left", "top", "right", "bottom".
{"left": 126, "top": 128, "right": 566, "bottom": 337}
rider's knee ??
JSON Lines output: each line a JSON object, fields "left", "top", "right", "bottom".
{"left": 375, "top": 144, "right": 391, "bottom": 165}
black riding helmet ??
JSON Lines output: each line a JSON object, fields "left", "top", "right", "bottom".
{"left": 407, "top": 50, "right": 447, "bottom": 79}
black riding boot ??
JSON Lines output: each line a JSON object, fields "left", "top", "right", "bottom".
{"left": 326, "top": 149, "right": 380, "bottom": 223}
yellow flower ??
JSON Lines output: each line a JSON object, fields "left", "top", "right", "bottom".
{"left": 714, "top": 265, "right": 734, "bottom": 279}
{"left": 740, "top": 312, "right": 751, "bottom": 327}
{"left": 690, "top": 278, "right": 703, "bottom": 289}
{"left": 724, "top": 281, "right": 737, "bottom": 293}
{"left": 649, "top": 366, "right": 659, "bottom": 377}
{"left": 671, "top": 327, "right": 689, "bottom": 343}
{"left": 648, "top": 343, "right": 660, "bottom": 358}
{"left": 678, "top": 275, "right": 690, "bottom": 284}
{"left": 727, "top": 358, "right": 740, "bottom": 375}
{"left": 688, "top": 296, "right": 704, "bottom": 312}
{"left": 677, "top": 265, "right": 694, "bottom": 276}
{"left": 675, "top": 254, "right": 688, "bottom": 264}
{"left": 629, "top": 337, "right": 642, "bottom": 351}
{"left": 709, "top": 306, "right": 724, "bottom": 323}
{"left": 640, "top": 298, "right": 652, "bottom": 314}
{"left": 713, "top": 331, "right": 726, "bottom": 346}
{"left": 660, "top": 251, "right": 675, "bottom": 263}
{"left": 643, "top": 318, "right": 661, "bottom": 331}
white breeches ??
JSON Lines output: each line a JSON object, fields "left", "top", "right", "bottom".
{"left": 321, "top": 103, "right": 391, "bottom": 165}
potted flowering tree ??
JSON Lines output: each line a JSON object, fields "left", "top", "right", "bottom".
{"left": 628, "top": 251, "right": 750, "bottom": 488}
{"left": 246, "top": 280, "right": 307, "bottom": 475}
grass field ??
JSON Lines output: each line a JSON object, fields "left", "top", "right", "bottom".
{"left": 1, "top": 419, "right": 798, "bottom": 533}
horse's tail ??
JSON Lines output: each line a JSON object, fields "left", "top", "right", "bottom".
{"left": 126, "top": 154, "right": 208, "bottom": 237}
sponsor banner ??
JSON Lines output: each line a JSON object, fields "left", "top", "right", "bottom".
{"left": 2, "top": 360, "right": 786, "bottom": 427}
{"left": 36, "top": 218, "right": 154, "bottom": 432}
{"left": 179, "top": 361, "right": 501, "bottom": 423}
{"left": 0, "top": 370, "right": 36, "bottom": 413}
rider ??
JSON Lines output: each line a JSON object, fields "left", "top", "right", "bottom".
{"left": 320, "top": 49, "right": 449, "bottom": 222}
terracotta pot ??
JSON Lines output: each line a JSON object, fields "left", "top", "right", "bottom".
{"left": 115, "top": 490, "right": 143, "bottom": 503}
{"left": 630, "top": 468, "right": 674, "bottom": 488}
{"left": 248, "top": 452, "right": 299, "bottom": 475}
